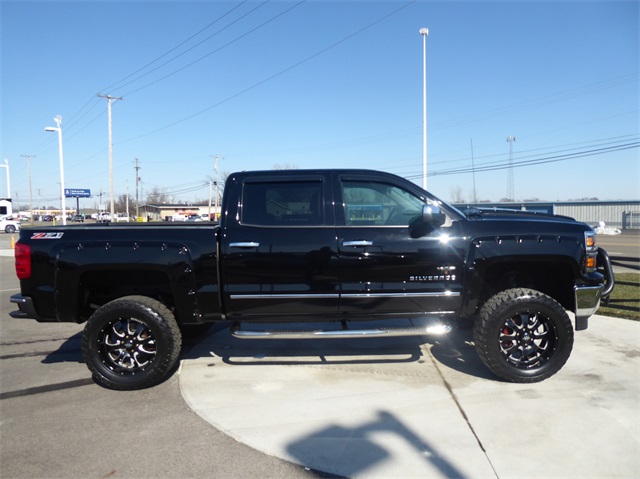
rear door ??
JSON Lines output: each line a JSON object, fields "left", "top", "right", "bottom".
{"left": 334, "top": 172, "right": 464, "bottom": 315}
{"left": 220, "top": 173, "right": 339, "bottom": 318}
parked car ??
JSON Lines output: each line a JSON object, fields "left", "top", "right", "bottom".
{"left": 72, "top": 215, "right": 85, "bottom": 222}
{"left": 0, "top": 218, "right": 21, "bottom": 233}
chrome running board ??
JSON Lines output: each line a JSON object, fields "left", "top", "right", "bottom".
{"left": 230, "top": 319, "right": 453, "bottom": 339}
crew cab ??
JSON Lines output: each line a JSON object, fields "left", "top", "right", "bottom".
{"left": 10, "top": 169, "right": 614, "bottom": 390}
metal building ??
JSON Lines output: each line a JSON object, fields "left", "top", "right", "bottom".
{"left": 454, "top": 200, "right": 640, "bottom": 230}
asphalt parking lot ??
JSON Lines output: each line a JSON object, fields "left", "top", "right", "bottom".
{"left": 1, "top": 231, "right": 638, "bottom": 478}
{"left": 0, "top": 253, "right": 325, "bottom": 479}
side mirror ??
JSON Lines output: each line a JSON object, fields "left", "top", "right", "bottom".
{"left": 422, "top": 204, "right": 446, "bottom": 228}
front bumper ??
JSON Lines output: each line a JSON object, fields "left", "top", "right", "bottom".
{"left": 573, "top": 247, "right": 615, "bottom": 331}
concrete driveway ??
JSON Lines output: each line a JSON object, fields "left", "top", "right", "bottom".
{"left": 180, "top": 315, "right": 639, "bottom": 478}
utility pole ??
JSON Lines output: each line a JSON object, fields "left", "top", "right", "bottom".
{"left": 134, "top": 158, "right": 141, "bottom": 219}
{"left": 506, "top": 135, "right": 516, "bottom": 202}
{"left": 208, "top": 181, "right": 213, "bottom": 220}
{"left": 21, "top": 155, "right": 36, "bottom": 224}
{"left": 97, "top": 94, "right": 123, "bottom": 220}
{"left": 210, "top": 155, "right": 223, "bottom": 220}
{"left": 469, "top": 140, "right": 477, "bottom": 204}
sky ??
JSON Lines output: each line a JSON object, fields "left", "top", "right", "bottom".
{"left": 1, "top": 0, "right": 638, "bottom": 211}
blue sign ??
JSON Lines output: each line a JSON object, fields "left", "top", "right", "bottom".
{"left": 65, "top": 188, "right": 91, "bottom": 198}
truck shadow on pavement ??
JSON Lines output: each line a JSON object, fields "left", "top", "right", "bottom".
{"left": 41, "top": 332, "right": 84, "bottom": 364}
{"left": 40, "top": 322, "right": 497, "bottom": 385}
{"left": 181, "top": 322, "right": 496, "bottom": 381}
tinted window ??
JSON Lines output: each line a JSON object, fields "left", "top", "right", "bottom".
{"left": 341, "top": 180, "right": 424, "bottom": 226}
{"left": 241, "top": 180, "right": 323, "bottom": 226}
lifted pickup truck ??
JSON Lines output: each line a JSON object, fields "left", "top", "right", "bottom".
{"left": 10, "top": 169, "right": 614, "bottom": 390}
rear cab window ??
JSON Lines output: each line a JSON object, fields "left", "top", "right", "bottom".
{"left": 240, "top": 178, "right": 326, "bottom": 226}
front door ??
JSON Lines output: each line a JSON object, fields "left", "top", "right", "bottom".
{"left": 334, "top": 173, "right": 464, "bottom": 316}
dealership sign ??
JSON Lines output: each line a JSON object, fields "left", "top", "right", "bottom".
{"left": 64, "top": 188, "right": 91, "bottom": 198}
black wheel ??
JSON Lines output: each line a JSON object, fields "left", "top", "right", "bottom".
{"left": 473, "top": 288, "right": 573, "bottom": 383}
{"left": 5, "top": 225, "right": 16, "bottom": 233}
{"left": 81, "top": 295, "right": 182, "bottom": 390}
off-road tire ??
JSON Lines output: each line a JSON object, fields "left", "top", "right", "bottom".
{"left": 81, "top": 295, "right": 182, "bottom": 390}
{"left": 473, "top": 288, "right": 574, "bottom": 383}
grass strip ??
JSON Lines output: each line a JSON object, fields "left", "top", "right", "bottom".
{"left": 597, "top": 272, "right": 640, "bottom": 321}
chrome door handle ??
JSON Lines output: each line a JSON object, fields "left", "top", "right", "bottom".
{"left": 229, "top": 242, "right": 260, "bottom": 248}
{"left": 342, "top": 240, "right": 373, "bottom": 247}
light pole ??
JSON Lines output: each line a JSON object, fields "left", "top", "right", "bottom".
{"left": 0, "top": 159, "right": 10, "bottom": 200}
{"left": 21, "top": 155, "right": 35, "bottom": 225}
{"left": 45, "top": 116, "right": 66, "bottom": 225}
{"left": 420, "top": 27, "right": 429, "bottom": 191}
{"left": 97, "top": 94, "right": 123, "bottom": 220}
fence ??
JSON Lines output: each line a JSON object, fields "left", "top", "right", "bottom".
{"left": 622, "top": 211, "right": 640, "bottom": 230}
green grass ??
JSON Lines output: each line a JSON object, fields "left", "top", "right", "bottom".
{"left": 597, "top": 273, "right": 640, "bottom": 321}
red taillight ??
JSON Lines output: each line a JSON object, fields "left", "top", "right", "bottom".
{"left": 15, "top": 243, "right": 31, "bottom": 280}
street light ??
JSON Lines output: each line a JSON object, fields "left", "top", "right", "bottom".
{"left": 420, "top": 27, "right": 429, "bottom": 191}
{"left": 45, "top": 115, "right": 66, "bottom": 225}
{"left": 0, "top": 159, "right": 10, "bottom": 200}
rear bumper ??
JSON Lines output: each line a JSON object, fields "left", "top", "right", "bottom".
{"left": 9, "top": 294, "right": 47, "bottom": 322}
{"left": 573, "top": 247, "right": 615, "bottom": 331}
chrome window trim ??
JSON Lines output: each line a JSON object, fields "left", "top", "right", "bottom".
{"left": 230, "top": 294, "right": 340, "bottom": 299}
{"left": 229, "top": 292, "right": 459, "bottom": 300}
{"left": 341, "top": 292, "right": 460, "bottom": 298}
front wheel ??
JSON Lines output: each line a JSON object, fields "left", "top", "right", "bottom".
{"left": 5, "top": 225, "right": 16, "bottom": 233}
{"left": 81, "top": 296, "right": 182, "bottom": 390}
{"left": 473, "top": 288, "right": 574, "bottom": 383}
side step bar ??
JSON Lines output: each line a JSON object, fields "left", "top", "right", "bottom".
{"left": 230, "top": 320, "right": 453, "bottom": 340}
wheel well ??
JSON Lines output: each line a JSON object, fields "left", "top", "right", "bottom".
{"left": 78, "top": 269, "right": 174, "bottom": 322}
{"left": 476, "top": 261, "right": 575, "bottom": 312}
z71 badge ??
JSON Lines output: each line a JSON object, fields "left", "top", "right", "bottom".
{"left": 31, "top": 232, "right": 64, "bottom": 239}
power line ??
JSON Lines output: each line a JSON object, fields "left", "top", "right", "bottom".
{"left": 120, "top": 0, "right": 299, "bottom": 97}
{"left": 404, "top": 139, "right": 639, "bottom": 179}
{"left": 430, "top": 73, "right": 638, "bottom": 132}
{"left": 100, "top": 1, "right": 250, "bottom": 94}
{"left": 118, "top": 0, "right": 416, "bottom": 144}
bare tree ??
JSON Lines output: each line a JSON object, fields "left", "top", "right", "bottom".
{"left": 449, "top": 185, "right": 465, "bottom": 203}
{"left": 146, "top": 187, "right": 170, "bottom": 204}
{"left": 114, "top": 194, "right": 135, "bottom": 214}
{"left": 273, "top": 163, "right": 298, "bottom": 170}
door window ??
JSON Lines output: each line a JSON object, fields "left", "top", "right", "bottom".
{"left": 341, "top": 180, "right": 426, "bottom": 226}
{"left": 241, "top": 180, "right": 324, "bottom": 226}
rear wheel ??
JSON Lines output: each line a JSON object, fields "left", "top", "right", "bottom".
{"left": 5, "top": 225, "right": 16, "bottom": 233}
{"left": 473, "top": 288, "right": 573, "bottom": 383}
{"left": 81, "top": 295, "right": 182, "bottom": 390}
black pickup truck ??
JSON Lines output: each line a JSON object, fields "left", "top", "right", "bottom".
{"left": 10, "top": 169, "right": 614, "bottom": 390}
